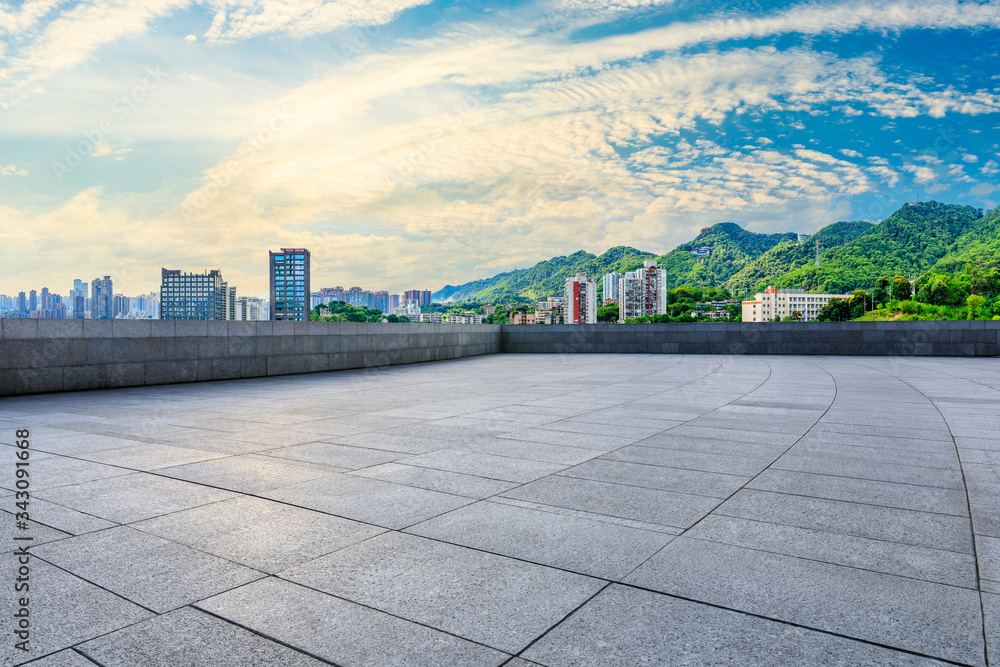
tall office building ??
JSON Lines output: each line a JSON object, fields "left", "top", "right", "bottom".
{"left": 112, "top": 294, "right": 129, "bottom": 317}
{"left": 234, "top": 296, "right": 266, "bottom": 320}
{"left": 159, "top": 269, "right": 228, "bottom": 320}
{"left": 91, "top": 276, "right": 114, "bottom": 319}
{"left": 387, "top": 294, "right": 401, "bottom": 313}
{"left": 269, "top": 248, "right": 310, "bottom": 321}
{"left": 565, "top": 273, "right": 597, "bottom": 324}
{"left": 28, "top": 290, "right": 38, "bottom": 312}
{"left": 602, "top": 273, "right": 621, "bottom": 303}
{"left": 618, "top": 261, "right": 667, "bottom": 322}
{"left": 347, "top": 286, "right": 366, "bottom": 308}
{"left": 370, "top": 291, "right": 389, "bottom": 313}
{"left": 17, "top": 292, "right": 27, "bottom": 315}
{"left": 404, "top": 290, "right": 432, "bottom": 306}
{"left": 222, "top": 283, "right": 237, "bottom": 320}
{"left": 70, "top": 280, "right": 89, "bottom": 318}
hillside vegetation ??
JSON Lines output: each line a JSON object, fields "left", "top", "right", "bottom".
{"left": 433, "top": 202, "right": 997, "bottom": 302}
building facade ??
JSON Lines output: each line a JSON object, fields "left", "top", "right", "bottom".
{"left": 234, "top": 296, "right": 266, "bottom": 321}
{"left": 741, "top": 286, "right": 854, "bottom": 322}
{"left": 91, "top": 276, "right": 114, "bottom": 319}
{"left": 270, "top": 248, "right": 310, "bottom": 321}
{"left": 565, "top": 273, "right": 597, "bottom": 324}
{"left": 159, "top": 269, "right": 228, "bottom": 320}
{"left": 404, "top": 290, "right": 432, "bottom": 306}
{"left": 618, "top": 261, "right": 667, "bottom": 322}
{"left": 602, "top": 272, "right": 621, "bottom": 303}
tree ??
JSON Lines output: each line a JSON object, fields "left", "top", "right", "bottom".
{"left": 597, "top": 304, "right": 619, "bottom": 322}
{"left": 385, "top": 314, "right": 400, "bottom": 323}
{"left": 783, "top": 310, "right": 803, "bottom": 322}
{"left": 890, "top": 275, "right": 912, "bottom": 302}
{"left": 872, "top": 276, "right": 890, "bottom": 306}
{"left": 816, "top": 298, "right": 852, "bottom": 321}
{"left": 848, "top": 290, "right": 870, "bottom": 319}
{"left": 967, "top": 294, "right": 986, "bottom": 320}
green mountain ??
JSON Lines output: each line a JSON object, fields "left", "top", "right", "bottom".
{"left": 758, "top": 202, "right": 983, "bottom": 293}
{"left": 654, "top": 222, "right": 798, "bottom": 291}
{"left": 930, "top": 205, "right": 1000, "bottom": 274}
{"left": 434, "top": 201, "right": 995, "bottom": 303}
{"left": 434, "top": 246, "right": 656, "bottom": 303}
{"left": 725, "top": 221, "right": 875, "bottom": 297}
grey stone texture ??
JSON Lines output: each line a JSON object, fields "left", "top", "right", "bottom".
{"left": 1, "top": 353, "right": 997, "bottom": 666}
{"left": 2, "top": 320, "right": 998, "bottom": 396}
{"left": 1, "top": 320, "right": 501, "bottom": 396}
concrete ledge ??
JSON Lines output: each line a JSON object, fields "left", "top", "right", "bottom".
{"left": 2, "top": 320, "right": 996, "bottom": 397}
{"left": 501, "top": 321, "right": 1000, "bottom": 356}
{"left": 0, "top": 322, "right": 501, "bottom": 396}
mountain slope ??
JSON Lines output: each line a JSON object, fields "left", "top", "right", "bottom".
{"left": 433, "top": 201, "right": 994, "bottom": 303}
{"left": 763, "top": 202, "right": 983, "bottom": 293}
{"left": 434, "top": 246, "right": 656, "bottom": 303}
{"left": 725, "top": 220, "right": 875, "bottom": 296}
{"left": 930, "top": 205, "right": 1000, "bottom": 273}
{"left": 654, "top": 222, "right": 798, "bottom": 292}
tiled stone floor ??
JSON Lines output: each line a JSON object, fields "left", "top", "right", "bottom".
{"left": 1, "top": 353, "right": 998, "bottom": 666}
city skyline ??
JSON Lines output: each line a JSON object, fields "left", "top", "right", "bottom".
{"left": 2, "top": 1, "right": 1000, "bottom": 296}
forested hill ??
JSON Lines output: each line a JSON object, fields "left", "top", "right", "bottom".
{"left": 433, "top": 201, "right": 995, "bottom": 302}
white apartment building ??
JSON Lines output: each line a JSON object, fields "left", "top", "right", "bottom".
{"left": 394, "top": 304, "right": 421, "bottom": 320}
{"left": 565, "top": 273, "right": 597, "bottom": 324}
{"left": 444, "top": 313, "right": 484, "bottom": 324}
{"left": 618, "top": 261, "right": 667, "bottom": 322}
{"left": 742, "top": 286, "right": 854, "bottom": 322}
{"left": 235, "top": 296, "right": 266, "bottom": 321}
{"left": 602, "top": 272, "right": 621, "bottom": 303}
{"left": 418, "top": 312, "right": 443, "bottom": 323}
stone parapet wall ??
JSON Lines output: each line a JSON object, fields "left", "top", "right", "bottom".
{"left": 0, "top": 320, "right": 501, "bottom": 396}
{"left": 500, "top": 321, "right": 1000, "bottom": 356}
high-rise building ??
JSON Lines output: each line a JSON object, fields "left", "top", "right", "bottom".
{"left": 17, "top": 292, "right": 27, "bottom": 315}
{"left": 269, "top": 248, "right": 310, "bottom": 321}
{"left": 618, "top": 261, "right": 667, "bottom": 322}
{"left": 234, "top": 296, "right": 266, "bottom": 320}
{"left": 347, "top": 286, "right": 367, "bottom": 308}
{"left": 404, "top": 290, "right": 432, "bottom": 306}
{"left": 387, "top": 294, "right": 400, "bottom": 313}
{"left": 602, "top": 273, "right": 621, "bottom": 303}
{"left": 72, "top": 295, "right": 86, "bottom": 319}
{"left": 159, "top": 269, "right": 228, "bottom": 320}
{"left": 370, "top": 291, "right": 389, "bottom": 313}
{"left": 222, "top": 283, "right": 236, "bottom": 320}
{"left": 91, "top": 276, "right": 114, "bottom": 319}
{"left": 565, "top": 273, "right": 597, "bottom": 324}
{"left": 28, "top": 290, "right": 37, "bottom": 312}
{"left": 112, "top": 294, "right": 128, "bottom": 318}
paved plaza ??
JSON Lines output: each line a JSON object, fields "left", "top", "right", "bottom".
{"left": 1, "top": 353, "right": 998, "bottom": 666}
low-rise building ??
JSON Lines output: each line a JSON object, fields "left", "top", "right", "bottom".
{"left": 444, "top": 312, "right": 484, "bottom": 324}
{"left": 510, "top": 311, "right": 536, "bottom": 325}
{"left": 418, "top": 312, "right": 443, "bottom": 323}
{"left": 692, "top": 300, "right": 740, "bottom": 319}
{"left": 536, "top": 296, "right": 564, "bottom": 325}
{"left": 742, "top": 286, "right": 854, "bottom": 322}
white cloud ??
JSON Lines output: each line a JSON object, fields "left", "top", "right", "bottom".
{"left": 0, "top": 163, "right": 28, "bottom": 176}
{"left": 201, "top": 0, "right": 433, "bottom": 44}
{"left": 981, "top": 160, "right": 999, "bottom": 176}
{"left": 902, "top": 164, "right": 937, "bottom": 184}
{"left": 961, "top": 153, "right": 978, "bottom": 163}
{"left": 840, "top": 148, "right": 863, "bottom": 158}
{"left": 89, "top": 141, "right": 131, "bottom": 158}
{"left": 184, "top": 33, "right": 197, "bottom": 42}
{"left": 867, "top": 165, "right": 900, "bottom": 187}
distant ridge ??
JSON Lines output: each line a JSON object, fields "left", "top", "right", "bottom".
{"left": 433, "top": 201, "right": 996, "bottom": 301}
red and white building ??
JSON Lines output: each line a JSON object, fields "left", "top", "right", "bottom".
{"left": 564, "top": 273, "right": 597, "bottom": 324}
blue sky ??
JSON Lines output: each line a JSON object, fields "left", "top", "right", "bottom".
{"left": 1, "top": 0, "right": 999, "bottom": 297}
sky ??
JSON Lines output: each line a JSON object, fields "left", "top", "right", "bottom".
{"left": 1, "top": 0, "right": 999, "bottom": 298}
